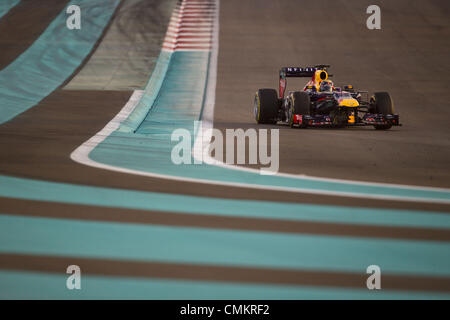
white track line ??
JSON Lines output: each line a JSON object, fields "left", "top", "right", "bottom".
{"left": 71, "top": 90, "right": 144, "bottom": 168}
{"left": 166, "top": 33, "right": 213, "bottom": 37}
{"left": 168, "top": 28, "right": 214, "bottom": 32}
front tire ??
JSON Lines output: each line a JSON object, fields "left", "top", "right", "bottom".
{"left": 254, "top": 89, "right": 279, "bottom": 124}
{"left": 288, "top": 91, "right": 310, "bottom": 128}
{"left": 371, "top": 92, "right": 394, "bottom": 130}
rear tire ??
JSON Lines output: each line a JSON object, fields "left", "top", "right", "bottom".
{"left": 254, "top": 89, "right": 279, "bottom": 124}
{"left": 371, "top": 92, "right": 394, "bottom": 130}
{"left": 288, "top": 91, "right": 310, "bottom": 128}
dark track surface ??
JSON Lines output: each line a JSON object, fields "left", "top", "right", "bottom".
{"left": 214, "top": 0, "right": 450, "bottom": 188}
{"left": 0, "top": 0, "right": 449, "bottom": 213}
{"left": 0, "top": 0, "right": 449, "bottom": 294}
{"left": 0, "top": 0, "right": 70, "bottom": 70}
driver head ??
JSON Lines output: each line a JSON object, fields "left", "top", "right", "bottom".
{"left": 319, "top": 80, "right": 333, "bottom": 93}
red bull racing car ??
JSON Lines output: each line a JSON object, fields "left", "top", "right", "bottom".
{"left": 254, "top": 65, "right": 401, "bottom": 130}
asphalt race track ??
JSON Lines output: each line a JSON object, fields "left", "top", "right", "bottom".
{"left": 215, "top": 0, "right": 450, "bottom": 188}
{"left": 0, "top": 0, "right": 449, "bottom": 299}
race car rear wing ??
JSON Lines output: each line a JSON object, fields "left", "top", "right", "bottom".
{"left": 280, "top": 67, "right": 317, "bottom": 78}
{"left": 280, "top": 65, "right": 330, "bottom": 77}
{"left": 279, "top": 65, "right": 331, "bottom": 98}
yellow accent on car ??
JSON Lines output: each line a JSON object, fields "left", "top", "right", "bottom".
{"left": 338, "top": 98, "right": 359, "bottom": 107}
{"left": 314, "top": 70, "right": 328, "bottom": 90}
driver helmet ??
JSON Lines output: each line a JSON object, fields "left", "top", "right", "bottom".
{"left": 319, "top": 80, "right": 333, "bottom": 93}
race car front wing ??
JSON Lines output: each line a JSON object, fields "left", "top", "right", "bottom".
{"left": 292, "top": 114, "right": 401, "bottom": 127}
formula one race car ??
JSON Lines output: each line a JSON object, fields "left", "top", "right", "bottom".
{"left": 254, "top": 65, "right": 401, "bottom": 130}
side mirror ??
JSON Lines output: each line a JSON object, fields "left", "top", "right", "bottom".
{"left": 343, "top": 85, "right": 355, "bottom": 92}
